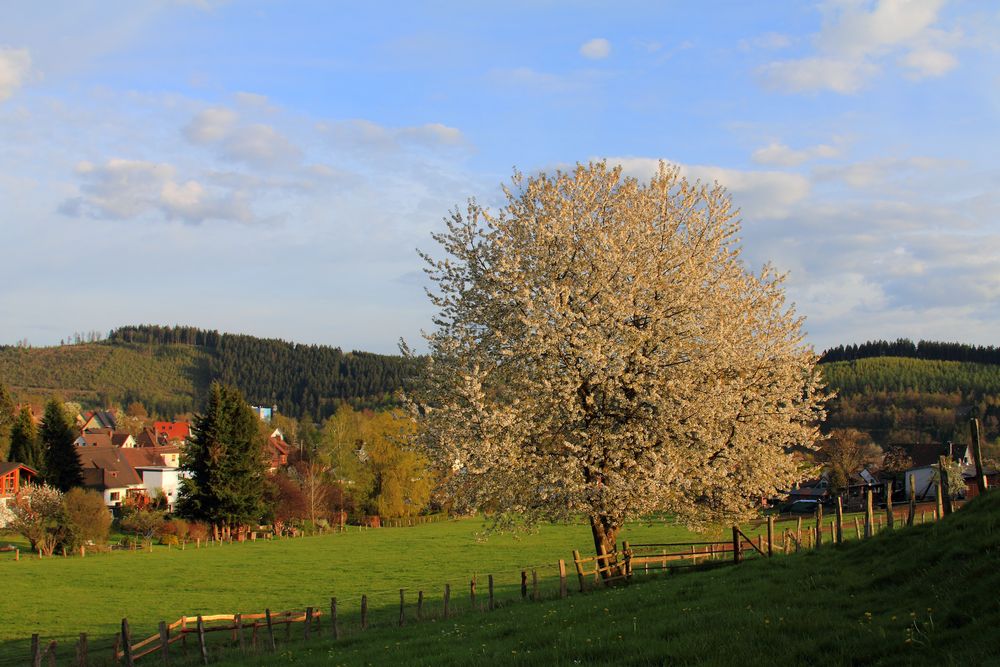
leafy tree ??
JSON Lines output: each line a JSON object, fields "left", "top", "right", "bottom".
{"left": 8, "top": 406, "right": 43, "bottom": 470}
{"left": 176, "top": 383, "right": 268, "bottom": 537}
{"left": 41, "top": 398, "right": 83, "bottom": 491}
{"left": 819, "top": 428, "right": 883, "bottom": 494}
{"left": 409, "top": 163, "right": 826, "bottom": 570}
{"left": 62, "top": 488, "right": 112, "bottom": 549}
{"left": 0, "top": 484, "right": 65, "bottom": 555}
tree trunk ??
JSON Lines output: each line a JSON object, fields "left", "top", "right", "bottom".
{"left": 589, "top": 515, "right": 620, "bottom": 583}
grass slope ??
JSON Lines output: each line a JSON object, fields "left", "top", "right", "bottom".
{"left": 0, "top": 342, "right": 209, "bottom": 413}
{"left": 220, "top": 493, "right": 1000, "bottom": 666}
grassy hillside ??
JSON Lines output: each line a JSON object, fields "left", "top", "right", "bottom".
{"left": 220, "top": 492, "right": 1000, "bottom": 666}
{"left": 0, "top": 342, "right": 209, "bottom": 415}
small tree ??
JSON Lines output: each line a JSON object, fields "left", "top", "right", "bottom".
{"left": 0, "top": 484, "right": 65, "bottom": 555}
{"left": 62, "top": 488, "right": 112, "bottom": 549}
{"left": 410, "top": 163, "right": 826, "bottom": 570}
{"left": 41, "top": 398, "right": 83, "bottom": 491}
{"left": 119, "top": 507, "right": 166, "bottom": 548}
{"left": 820, "top": 428, "right": 883, "bottom": 495}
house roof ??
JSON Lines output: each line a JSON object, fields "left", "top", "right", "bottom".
{"left": 153, "top": 421, "right": 190, "bottom": 443}
{"left": 0, "top": 462, "right": 38, "bottom": 477}
{"left": 83, "top": 410, "right": 118, "bottom": 431}
{"left": 901, "top": 442, "right": 969, "bottom": 468}
{"left": 77, "top": 446, "right": 143, "bottom": 489}
{"left": 268, "top": 436, "right": 289, "bottom": 456}
{"left": 120, "top": 447, "right": 167, "bottom": 469}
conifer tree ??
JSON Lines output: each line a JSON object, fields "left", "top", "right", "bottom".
{"left": 0, "top": 383, "right": 14, "bottom": 459}
{"left": 41, "top": 398, "right": 83, "bottom": 491}
{"left": 8, "top": 406, "right": 43, "bottom": 470}
{"left": 177, "top": 383, "right": 267, "bottom": 536}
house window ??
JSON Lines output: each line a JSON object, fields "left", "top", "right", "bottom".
{"left": 109, "top": 491, "right": 120, "bottom": 501}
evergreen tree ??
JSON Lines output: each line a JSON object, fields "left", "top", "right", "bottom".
{"left": 8, "top": 406, "right": 43, "bottom": 470}
{"left": 41, "top": 398, "right": 83, "bottom": 491}
{"left": 177, "top": 383, "right": 267, "bottom": 535}
{"left": 0, "top": 382, "right": 15, "bottom": 459}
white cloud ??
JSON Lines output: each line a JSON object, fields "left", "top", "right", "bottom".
{"left": 758, "top": 57, "right": 879, "bottom": 94}
{"left": 183, "top": 107, "right": 300, "bottom": 167}
{"left": 606, "top": 156, "right": 811, "bottom": 220}
{"left": 758, "top": 0, "right": 957, "bottom": 94}
{"left": 183, "top": 107, "right": 238, "bottom": 144}
{"left": 900, "top": 48, "right": 957, "bottom": 77}
{"left": 579, "top": 38, "right": 611, "bottom": 60}
{"left": 319, "top": 119, "right": 467, "bottom": 153}
{"left": 752, "top": 141, "right": 841, "bottom": 167}
{"left": 60, "top": 158, "right": 254, "bottom": 223}
{"left": 0, "top": 47, "right": 31, "bottom": 102}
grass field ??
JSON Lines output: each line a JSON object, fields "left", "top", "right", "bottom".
{"left": 2, "top": 503, "right": 971, "bottom": 666}
{"left": 0, "top": 516, "right": 720, "bottom": 665}
{"left": 216, "top": 492, "right": 998, "bottom": 666}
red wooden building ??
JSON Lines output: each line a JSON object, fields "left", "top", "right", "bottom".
{"left": 0, "top": 462, "right": 38, "bottom": 499}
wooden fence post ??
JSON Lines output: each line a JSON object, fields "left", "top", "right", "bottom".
{"left": 835, "top": 496, "right": 844, "bottom": 543}
{"left": 196, "top": 616, "right": 208, "bottom": 665}
{"left": 532, "top": 569, "right": 539, "bottom": 601}
{"left": 361, "top": 595, "right": 368, "bottom": 630}
{"left": 885, "top": 481, "right": 895, "bottom": 529}
{"left": 470, "top": 575, "right": 477, "bottom": 609}
{"left": 304, "top": 608, "right": 313, "bottom": 640}
{"left": 417, "top": 591, "right": 424, "bottom": 620}
{"left": 158, "top": 621, "right": 171, "bottom": 665}
{"left": 970, "top": 418, "right": 989, "bottom": 494}
{"left": 766, "top": 517, "right": 774, "bottom": 557}
{"left": 939, "top": 456, "right": 954, "bottom": 516}
{"left": 330, "top": 598, "right": 339, "bottom": 640}
{"left": 795, "top": 516, "right": 802, "bottom": 543}
{"left": 444, "top": 584, "right": 451, "bottom": 618}
{"left": 76, "top": 632, "right": 88, "bottom": 667}
{"left": 907, "top": 474, "right": 916, "bottom": 526}
{"left": 520, "top": 570, "right": 528, "bottom": 599}
{"left": 572, "top": 550, "right": 586, "bottom": 592}
{"left": 935, "top": 467, "right": 945, "bottom": 519}
{"left": 864, "top": 488, "right": 874, "bottom": 538}
{"left": 815, "top": 504, "right": 823, "bottom": 548}
{"left": 265, "top": 609, "right": 276, "bottom": 652}
{"left": 558, "top": 560, "right": 568, "bottom": 598}
{"left": 732, "top": 526, "right": 741, "bottom": 563}
{"left": 121, "top": 619, "right": 134, "bottom": 667}
{"left": 488, "top": 576, "right": 495, "bottom": 611}
{"left": 31, "top": 633, "right": 40, "bottom": 667}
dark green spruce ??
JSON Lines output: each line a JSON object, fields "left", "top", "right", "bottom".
{"left": 8, "top": 405, "right": 43, "bottom": 470}
{"left": 40, "top": 398, "right": 83, "bottom": 491}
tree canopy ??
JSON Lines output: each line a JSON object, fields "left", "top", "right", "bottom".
{"left": 410, "top": 162, "right": 826, "bottom": 566}
{"left": 176, "top": 383, "right": 267, "bottom": 534}
{"left": 41, "top": 398, "right": 82, "bottom": 491}
{"left": 8, "top": 406, "right": 43, "bottom": 470}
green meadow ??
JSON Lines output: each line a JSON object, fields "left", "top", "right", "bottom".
{"left": 0, "top": 516, "right": 711, "bottom": 664}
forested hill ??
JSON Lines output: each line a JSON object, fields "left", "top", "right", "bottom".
{"left": 820, "top": 338, "right": 1000, "bottom": 365}
{"left": 0, "top": 325, "right": 419, "bottom": 420}
{"left": 819, "top": 345, "right": 1000, "bottom": 450}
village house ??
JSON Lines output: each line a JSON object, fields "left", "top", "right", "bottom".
{"left": 902, "top": 442, "right": 972, "bottom": 501}
{"left": 120, "top": 448, "right": 183, "bottom": 510}
{"left": 81, "top": 410, "right": 118, "bottom": 432}
{"left": 74, "top": 428, "right": 136, "bottom": 448}
{"left": 76, "top": 446, "right": 148, "bottom": 512}
{"left": 0, "top": 462, "right": 38, "bottom": 522}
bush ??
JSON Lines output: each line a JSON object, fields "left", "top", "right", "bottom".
{"left": 187, "top": 521, "right": 209, "bottom": 542}
{"left": 157, "top": 518, "right": 190, "bottom": 545}
{"left": 62, "top": 488, "right": 112, "bottom": 550}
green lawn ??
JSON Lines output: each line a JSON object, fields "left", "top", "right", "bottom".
{"left": 0, "top": 516, "right": 713, "bottom": 664}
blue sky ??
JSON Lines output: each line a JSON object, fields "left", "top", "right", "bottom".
{"left": 1, "top": 1, "right": 998, "bottom": 353}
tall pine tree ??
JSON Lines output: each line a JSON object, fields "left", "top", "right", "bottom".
{"left": 41, "top": 398, "right": 83, "bottom": 491}
{"left": 177, "top": 383, "right": 267, "bottom": 536}
{"left": 0, "top": 383, "right": 15, "bottom": 460}
{"left": 8, "top": 406, "right": 43, "bottom": 470}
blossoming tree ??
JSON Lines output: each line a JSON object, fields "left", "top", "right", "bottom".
{"left": 410, "top": 162, "right": 826, "bottom": 572}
